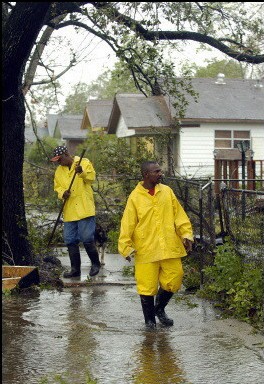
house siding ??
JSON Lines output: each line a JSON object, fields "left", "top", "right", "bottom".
{"left": 177, "top": 122, "right": 264, "bottom": 178}
{"left": 116, "top": 115, "right": 135, "bottom": 138}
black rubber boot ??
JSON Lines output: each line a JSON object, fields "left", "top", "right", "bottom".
{"left": 140, "top": 295, "right": 156, "bottom": 329}
{"left": 63, "top": 244, "right": 81, "bottom": 278}
{"left": 83, "top": 241, "right": 101, "bottom": 277}
{"left": 155, "top": 287, "right": 174, "bottom": 326}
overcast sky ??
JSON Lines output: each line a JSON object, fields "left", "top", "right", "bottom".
{"left": 38, "top": 23, "right": 227, "bottom": 105}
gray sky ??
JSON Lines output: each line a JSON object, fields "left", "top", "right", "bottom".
{"left": 37, "top": 23, "right": 227, "bottom": 106}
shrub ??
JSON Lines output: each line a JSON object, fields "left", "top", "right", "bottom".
{"left": 107, "top": 230, "right": 120, "bottom": 254}
{"left": 201, "top": 241, "right": 264, "bottom": 327}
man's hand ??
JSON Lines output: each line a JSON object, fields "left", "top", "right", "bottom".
{"left": 183, "top": 238, "right": 193, "bottom": 253}
{"left": 126, "top": 250, "right": 135, "bottom": 262}
{"left": 75, "top": 165, "right": 83, "bottom": 174}
{"left": 63, "top": 190, "right": 71, "bottom": 200}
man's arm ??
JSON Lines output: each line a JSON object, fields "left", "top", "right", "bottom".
{"left": 75, "top": 158, "right": 96, "bottom": 182}
{"left": 171, "top": 189, "right": 194, "bottom": 244}
{"left": 118, "top": 198, "right": 138, "bottom": 259}
{"left": 183, "top": 238, "right": 193, "bottom": 253}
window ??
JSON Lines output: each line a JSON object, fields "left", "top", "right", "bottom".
{"left": 215, "top": 130, "right": 250, "bottom": 149}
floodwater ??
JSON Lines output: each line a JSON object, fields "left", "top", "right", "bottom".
{"left": 2, "top": 253, "right": 264, "bottom": 384}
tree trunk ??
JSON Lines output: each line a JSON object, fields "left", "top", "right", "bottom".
{"left": 2, "top": 2, "right": 51, "bottom": 265}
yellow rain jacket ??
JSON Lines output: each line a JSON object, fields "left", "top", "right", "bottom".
{"left": 54, "top": 156, "right": 96, "bottom": 222}
{"left": 118, "top": 182, "right": 193, "bottom": 263}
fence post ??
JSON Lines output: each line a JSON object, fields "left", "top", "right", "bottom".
{"left": 199, "top": 182, "right": 204, "bottom": 286}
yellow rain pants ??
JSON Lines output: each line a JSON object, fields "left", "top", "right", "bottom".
{"left": 135, "top": 258, "right": 184, "bottom": 296}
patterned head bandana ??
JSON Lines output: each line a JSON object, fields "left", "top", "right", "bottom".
{"left": 50, "top": 145, "right": 68, "bottom": 162}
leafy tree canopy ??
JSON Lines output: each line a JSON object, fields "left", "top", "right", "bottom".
{"left": 87, "top": 61, "right": 139, "bottom": 99}
{"left": 63, "top": 82, "right": 90, "bottom": 114}
{"left": 193, "top": 59, "right": 245, "bottom": 78}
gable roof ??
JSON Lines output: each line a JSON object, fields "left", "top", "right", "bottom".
{"left": 108, "top": 93, "right": 173, "bottom": 134}
{"left": 55, "top": 115, "right": 87, "bottom": 139}
{"left": 167, "top": 78, "right": 264, "bottom": 123}
{"left": 82, "top": 99, "right": 113, "bottom": 130}
{"left": 47, "top": 113, "right": 59, "bottom": 137}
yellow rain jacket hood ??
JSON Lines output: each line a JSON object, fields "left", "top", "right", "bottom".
{"left": 54, "top": 156, "right": 96, "bottom": 222}
{"left": 118, "top": 182, "right": 193, "bottom": 263}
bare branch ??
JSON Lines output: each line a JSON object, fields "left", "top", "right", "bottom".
{"left": 23, "top": 14, "right": 67, "bottom": 94}
{"left": 30, "top": 56, "right": 77, "bottom": 86}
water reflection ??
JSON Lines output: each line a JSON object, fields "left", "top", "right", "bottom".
{"left": 2, "top": 291, "right": 41, "bottom": 384}
{"left": 2, "top": 287, "right": 264, "bottom": 384}
{"left": 133, "top": 330, "right": 188, "bottom": 384}
{"left": 62, "top": 289, "right": 98, "bottom": 383}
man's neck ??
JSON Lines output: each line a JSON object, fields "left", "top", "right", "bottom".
{"left": 142, "top": 181, "right": 155, "bottom": 190}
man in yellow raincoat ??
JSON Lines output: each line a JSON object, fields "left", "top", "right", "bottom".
{"left": 118, "top": 161, "right": 193, "bottom": 329}
{"left": 51, "top": 145, "right": 101, "bottom": 278}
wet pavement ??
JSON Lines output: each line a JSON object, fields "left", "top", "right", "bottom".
{"left": 2, "top": 250, "right": 264, "bottom": 384}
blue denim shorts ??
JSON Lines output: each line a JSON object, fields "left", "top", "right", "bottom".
{"left": 63, "top": 216, "right": 96, "bottom": 246}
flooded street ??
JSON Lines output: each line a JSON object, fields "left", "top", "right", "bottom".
{"left": 2, "top": 252, "right": 264, "bottom": 384}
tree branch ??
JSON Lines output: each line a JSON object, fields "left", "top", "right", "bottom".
{"left": 30, "top": 56, "right": 77, "bottom": 86}
{"left": 88, "top": 3, "right": 264, "bottom": 64}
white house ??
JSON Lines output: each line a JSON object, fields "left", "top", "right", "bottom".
{"left": 107, "top": 76, "right": 264, "bottom": 178}
{"left": 45, "top": 76, "right": 264, "bottom": 181}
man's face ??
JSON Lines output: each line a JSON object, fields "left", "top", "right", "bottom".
{"left": 56, "top": 153, "right": 69, "bottom": 166}
{"left": 145, "top": 163, "right": 163, "bottom": 185}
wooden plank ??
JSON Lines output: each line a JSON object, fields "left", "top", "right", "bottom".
{"left": 2, "top": 277, "right": 21, "bottom": 291}
{"left": 2, "top": 266, "right": 36, "bottom": 278}
{"left": 2, "top": 266, "right": 40, "bottom": 290}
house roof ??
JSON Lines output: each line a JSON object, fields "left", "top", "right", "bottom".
{"left": 55, "top": 115, "right": 87, "bottom": 139}
{"left": 84, "top": 99, "right": 113, "bottom": 129}
{"left": 25, "top": 125, "right": 48, "bottom": 143}
{"left": 167, "top": 77, "right": 264, "bottom": 123}
{"left": 47, "top": 113, "right": 59, "bottom": 136}
{"left": 107, "top": 93, "right": 173, "bottom": 133}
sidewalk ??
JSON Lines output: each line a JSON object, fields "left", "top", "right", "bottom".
{"left": 57, "top": 248, "right": 136, "bottom": 287}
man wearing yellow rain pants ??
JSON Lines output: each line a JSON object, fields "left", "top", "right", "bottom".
{"left": 118, "top": 161, "right": 193, "bottom": 329}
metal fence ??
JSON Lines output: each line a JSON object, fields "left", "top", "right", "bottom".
{"left": 164, "top": 177, "right": 264, "bottom": 286}
{"left": 94, "top": 175, "right": 264, "bottom": 262}
{"left": 219, "top": 187, "right": 264, "bottom": 262}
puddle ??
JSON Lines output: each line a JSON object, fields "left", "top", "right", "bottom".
{"left": 2, "top": 285, "right": 264, "bottom": 384}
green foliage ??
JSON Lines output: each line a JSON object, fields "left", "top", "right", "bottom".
{"left": 82, "top": 134, "right": 154, "bottom": 178}
{"left": 26, "top": 213, "right": 64, "bottom": 255}
{"left": 122, "top": 265, "right": 135, "bottom": 277}
{"left": 2, "top": 289, "right": 12, "bottom": 297}
{"left": 24, "top": 137, "right": 61, "bottom": 209}
{"left": 23, "top": 162, "right": 59, "bottom": 209}
{"left": 227, "top": 264, "right": 263, "bottom": 322}
{"left": 203, "top": 241, "right": 243, "bottom": 293}
{"left": 201, "top": 241, "right": 264, "bottom": 326}
{"left": 107, "top": 230, "right": 119, "bottom": 254}
{"left": 194, "top": 59, "right": 245, "bottom": 78}
{"left": 182, "top": 256, "right": 201, "bottom": 291}
{"left": 86, "top": 61, "right": 139, "bottom": 99}
{"left": 63, "top": 83, "right": 90, "bottom": 114}
{"left": 26, "top": 136, "right": 59, "bottom": 164}
{"left": 79, "top": 134, "right": 155, "bottom": 212}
